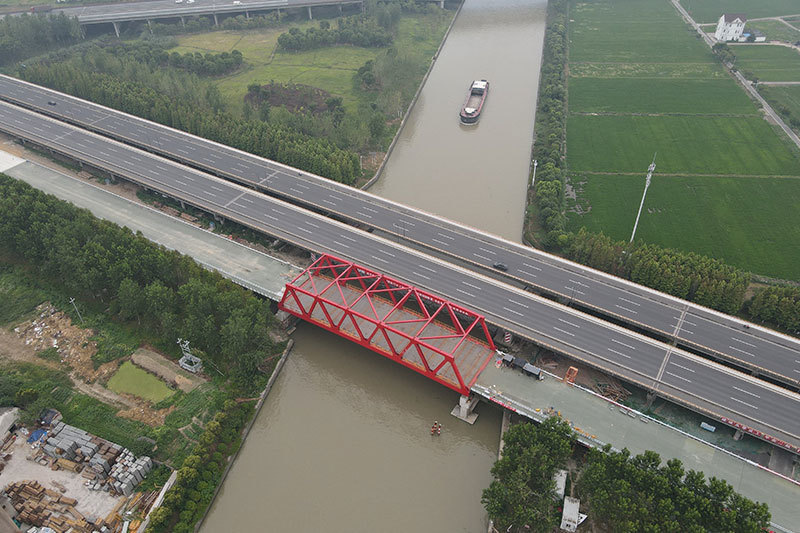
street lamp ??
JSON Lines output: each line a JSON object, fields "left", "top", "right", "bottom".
{"left": 530, "top": 159, "right": 538, "bottom": 188}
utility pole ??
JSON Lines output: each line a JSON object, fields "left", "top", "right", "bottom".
{"left": 630, "top": 153, "right": 657, "bottom": 243}
{"left": 68, "top": 297, "right": 84, "bottom": 324}
{"left": 530, "top": 159, "right": 538, "bottom": 188}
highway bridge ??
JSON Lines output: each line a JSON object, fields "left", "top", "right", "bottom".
{"left": 2, "top": 75, "right": 798, "bottom": 393}
{"left": 1, "top": 97, "right": 799, "bottom": 455}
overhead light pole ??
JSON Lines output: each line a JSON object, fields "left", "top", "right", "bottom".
{"left": 630, "top": 153, "right": 657, "bottom": 243}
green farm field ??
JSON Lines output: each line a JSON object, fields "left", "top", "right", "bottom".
{"left": 745, "top": 20, "right": 800, "bottom": 44}
{"left": 679, "top": 0, "right": 800, "bottom": 23}
{"left": 107, "top": 361, "right": 174, "bottom": 403}
{"left": 568, "top": 78, "right": 756, "bottom": 114}
{"left": 569, "top": 0, "right": 712, "bottom": 63}
{"left": 172, "top": 14, "right": 449, "bottom": 112}
{"left": 760, "top": 84, "right": 800, "bottom": 129}
{"left": 567, "top": 174, "right": 800, "bottom": 280}
{"left": 566, "top": 115, "right": 800, "bottom": 175}
{"left": 731, "top": 45, "right": 800, "bottom": 82}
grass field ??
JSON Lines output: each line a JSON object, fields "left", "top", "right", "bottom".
{"left": 172, "top": 14, "right": 449, "bottom": 113}
{"left": 730, "top": 45, "right": 800, "bottom": 82}
{"left": 567, "top": 174, "right": 800, "bottom": 280}
{"left": 569, "top": 0, "right": 712, "bottom": 63}
{"left": 679, "top": 0, "right": 800, "bottom": 23}
{"left": 760, "top": 84, "right": 800, "bottom": 129}
{"left": 107, "top": 360, "right": 174, "bottom": 403}
{"left": 746, "top": 20, "right": 800, "bottom": 44}
{"left": 568, "top": 78, "right": 756, "bottom": 114}
{"left": 566, "top": 115, "right": 800, "bottom": 175}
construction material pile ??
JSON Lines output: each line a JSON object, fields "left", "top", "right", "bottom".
{"left": 43, "top": 422, "right": 151, "bottom": 496}
{"left": 4, "top": 480, "right": 100, "bottom": 532}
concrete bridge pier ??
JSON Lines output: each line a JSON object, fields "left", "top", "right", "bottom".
{"left": 307, "top": 6, "right": 312, "bottom": 19}
{"left": 213, "top": 12, "right": 219, "bottom": 26}
{"left": 338, "top": 4, "right": 342, "bottom": 13}
{"left": 451, "top": 394, "right": 479, "bottom": 424}
{"left": 147, "top": 19, "right": 153, "bottom": 34}
{"left": 439, "top": 0, "right": 444, "bottom": 8}
{"left": 245, "top": 10, "right": 250, "bottom": 18}
{"left": 180, "top": 16, "right": 186, "bottom": 27}
{"left": 112, "top": 21, "right": 121, "bottom": 38}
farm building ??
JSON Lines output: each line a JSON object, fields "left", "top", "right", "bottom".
{"left": 715, "top": 13, "right": 747, "bottom": 42}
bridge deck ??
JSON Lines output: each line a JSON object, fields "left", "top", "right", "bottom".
{"left": 281, "top": 271, "right": 494, "bottom": 391}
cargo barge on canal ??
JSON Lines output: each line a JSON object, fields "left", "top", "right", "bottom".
{"left": 459, "top": 80, "right": 489, "bottom": 124}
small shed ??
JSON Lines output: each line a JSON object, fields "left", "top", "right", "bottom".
{"left": 553, "top": 469, "right": 568, "bottom": 500}
{"left": 560, "top": 496, "right": 587, "bottom": 532}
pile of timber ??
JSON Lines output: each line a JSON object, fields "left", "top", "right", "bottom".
{"left": 593, "top": 379, "right": 631, "bottom": 403}
{"left": 3, "top": 480, "right": 113, "bottom": 532}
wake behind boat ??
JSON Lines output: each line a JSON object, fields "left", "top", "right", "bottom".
{"left": 459, "top": 80, "right": 489, "bottom": 124}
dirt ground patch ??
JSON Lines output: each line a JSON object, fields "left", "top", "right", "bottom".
{"left": 131, "top": 348, "right": 205, "bottom": 393}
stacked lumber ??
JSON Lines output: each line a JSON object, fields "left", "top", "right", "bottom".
{"left": 3, "top": 480, "right": 99, "bottom": 532}
{"left": 593, "top": 378, "right": 631, "bottom": 403}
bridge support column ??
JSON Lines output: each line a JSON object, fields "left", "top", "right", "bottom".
{"left": 112, "top": 21, "right": 120, "bottom": 38}
{"left": 307, "top": 6, "right": 312, "bottom": 19}
{"left": 147, "top": 19, "right": 153, "bottom": 34}
{"left": 180, "top": 16, "right": 185, "bottom": 27}
{"left": 338, "top": 3, "right": 342, "bottom": 13}
{"left": 213, "top": 13, "right": 219, "bottom": 26}
{"left": 245, "top": 10, "right": 249, "bottom": 18}
{"left": 645, "top": 391, "right": 657, "bottom": 409}
{"left": 179, "top": 200, "right": 185, "bottom": 210}
{"left": 451, "top": 394, "right": 479, "bottom": 424}
{"left": 439, "top": 0, "right": 444, "bottom": 8}
{"left": 733, "top": 429, "right": 744, "bottom": 441}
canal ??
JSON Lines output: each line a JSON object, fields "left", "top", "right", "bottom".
{"left": 203, "top": 0, "right": 547, "bottom": 529}
{"left": 371, "top": 0, "right": 547, "bottom": 241}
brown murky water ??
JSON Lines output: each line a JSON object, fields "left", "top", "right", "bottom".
{"left": 201, "top": 324, "right": 502, "bottom": 532}
{"left": 371, "top": 0, "right": 547, "bottom": 241}
{"left": 203, "top": 1, "right": 546, "bottom": 529}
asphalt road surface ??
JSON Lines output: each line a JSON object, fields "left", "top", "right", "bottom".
{"left": 2, "top": 99, "right": 799, "bottom": 451}
{"left": 2, "top": 75, "right": 797, "bottom": 390}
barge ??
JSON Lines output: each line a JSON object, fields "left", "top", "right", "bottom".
{"left": 459, "top": 80, "right": 489, "bottom": 124}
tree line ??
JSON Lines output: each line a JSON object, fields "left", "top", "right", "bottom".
{"left": 746, "top": 286, "right": 800, "bottom": 333}
{"left": 18, "top": 51, "right": 361, "bottom": 183}
{"left": 0, "top": 175, "right": 280, "bottom": 394}
{"left": 578, "top": 446, "right": 771, "bottom": 532}
{"left": 482, "top": 419, "right": 771, "bottom": 533}
{"left": 0, "top": 13, "right": 81, "bottom": 66}
{"left": 277, "top": 17, "right": 392, "bottom": 51}
{"left": 146, "top": 400, "right": 254, "bottom": 533}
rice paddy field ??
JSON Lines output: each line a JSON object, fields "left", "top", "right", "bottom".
{"left": 730, "top": 45, "right": 800, "bottom": 82}
{"left": 565, "top": 0, "right": 800, "bottom": 280}
{"left": 679, "top": 0, "right": 800, "bottom": 23}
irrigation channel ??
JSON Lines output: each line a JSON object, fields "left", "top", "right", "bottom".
{"left": 202, "top": 0, "right": 547, "bottom": 529}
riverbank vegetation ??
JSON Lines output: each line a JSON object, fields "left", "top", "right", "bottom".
{"left": 483, "top": 419, "right": 771, "bottom": 533}
{"left": 526, "top": 0, "right": 800, "bottom": 333}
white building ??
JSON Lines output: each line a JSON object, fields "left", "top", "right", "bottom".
{"left": 714, "top": 13, "right": 747, "bottom": 42}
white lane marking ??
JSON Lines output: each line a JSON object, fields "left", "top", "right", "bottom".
{"left": 474, "top": 253, "right": 492, "bottom": 261}
{"left": 608, "top": 348, "right": 631, "bottom": 359}
{"left": 523, "top": 263, "right": 542, "bottom": 271}
{"left": 333, "top": 240, "right": 350, "bottom": 249}
{"left": 321, "top": 199, "right": 337, "bottom": 206}
{"left": 202, "top": 157, "right": 215, "bottom": 163}
{"left": 478, "top": 247, "right": 496, "bottom": 255}
{"left": 683, "top": 319, "right": 697, "bottom": 327}
{"left": 305, "top": 221, "right": 319, "bottom": 228}
{"left": 289, "top": 187, "right": 305, "bottom": 194}
{"left": 553, "top": 326, "right": 575, "bottom": 337}
{"left": 412, "top": 271, "right": 430, "bottom": 281}
{"left": 618, "top": 297, "right": 640, "bottom": 306}
{"left": 569, "top": 279, "right": 590, "bottom": 288}
{"left": 329, "top": 194, "right": 343, "bottom": 201}
{"left": 372, "top": 255, "right": 389, "bottom": 264}
{"left": 356, "top": 211, "right": 373, "bottom": 219}
{"left": 509, "top": 299, "right": 529, "bottom": 309}
{"left": 456, "top": 288, "right": 475, "bottom": 298}
{"left": 419, "top": 265, "right": 436, "bottom": 273}
{"left": 665, "top": 371, "right": 691, "bottom": 383}
{"left": 616, "top": 304, "right": 638, "bottom": 314}
{"left": 175, "top": 180, "right": 187, "bottom": 187}
{"left": 341, "top": 235, "right": 357, "bottom": 242}
{"left": 210, "top": 185, "right": 224, "bottom": 192}
{"left": 200, "top": 190, "right": 217, "bottom": 198}
{"left": 264, "top": 213, "right": 279, "bottom": 221}
{"left": 518, "top": 269, "right": 538, "bottom": 277}
{"left": 728, "top": 346, "right": 755, "bottom": 358}
{"left": 294, "top": 183, "right": 309, "bottom": 189}
{"left": 682, "top": 329, "right": 694, "bottom": 335}
{"left": 437, "top": 232, "right": 454, "bottom": 240}
{"left": 670, "top": 362, "right": 696, "bottom": 373}
{"left": 611, "top": 339, "right": 636, "bottom": 350}
{"left": 502, "top": 307, "right": 523, "bottom": 317}
{"left": 130, "top": 155, "right": 142, "bottom": 162}
{"left": 730, "top": 397, "right": 759, "bottom": 410}
{"left": 297, "top": 227, "right": 312, "bottom": 234}
{"left": 558, "top": 318, "right": 581, "bottom": 329}
{"left": 564, "top": 286, "right": 586, "bottom": 295}
{"left": 363, "top": 206, "right": 378, "bottom": 213}
{"left": 399, "top": 219, "right": 415, "bottom": 227}
{"left": 241, "top": 197, "right": 254, "bottom": 203}
{"left": 432, "top": 238, "right": 450, "bottom": 246}
{"left": 732, "top": 386, "right": 761, "bottom": 399}
{"left": 732, "top": 338, "right": 757, "bottom": 348}
{"left": 184, "top": 176, "right": 195, "bottom": 181}
{"left": 462, "top": 281, "right": 481, "bottom": 290}
{"left": 378, "top": 249, "right": 395, "bottom": 257}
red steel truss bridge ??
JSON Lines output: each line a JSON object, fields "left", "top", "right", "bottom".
{"left": 279, "top": 254, "right": 496, "bottom": 396}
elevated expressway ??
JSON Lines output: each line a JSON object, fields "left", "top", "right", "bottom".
{"left": 1, "top": 99, "right": 799, "bottom": 454}
{"left": 2, "top": 75, "right": 798, "bottom": 392}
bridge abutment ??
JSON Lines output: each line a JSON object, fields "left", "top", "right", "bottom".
{"left": 451, "top": 394, "right": 479, "bottom": 424}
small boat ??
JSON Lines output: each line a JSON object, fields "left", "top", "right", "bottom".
{"left": 459, "top": 80, "right": 489, "bottom": 124}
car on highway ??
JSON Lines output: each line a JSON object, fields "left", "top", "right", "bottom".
{"left": 492, "top": 262, "right": 508, "bottom": 272}
{"left": 47, "top": 101, "right": 57, "bottom": 106}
